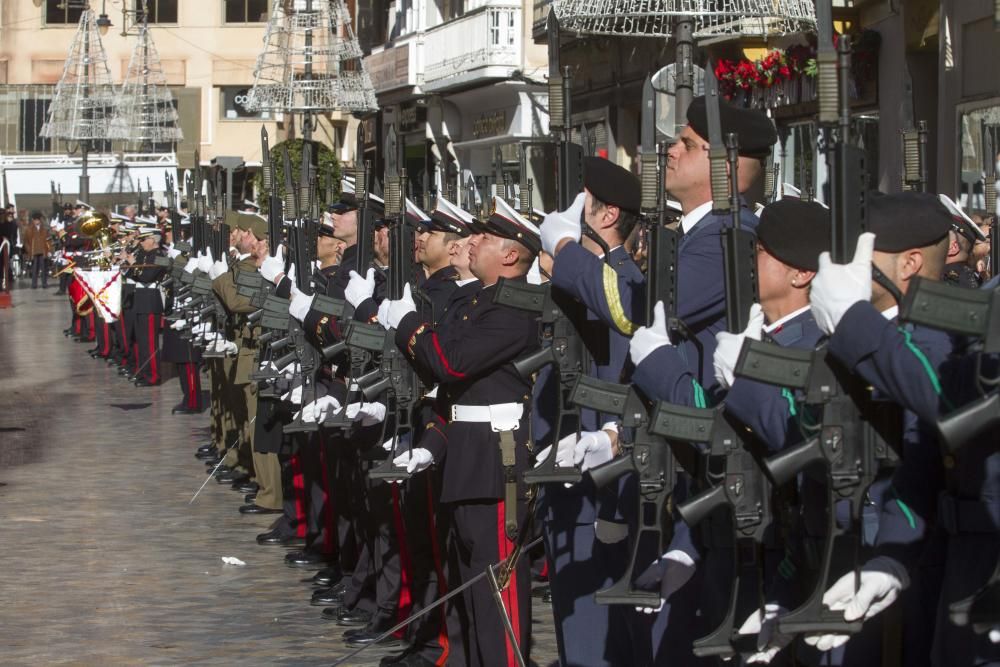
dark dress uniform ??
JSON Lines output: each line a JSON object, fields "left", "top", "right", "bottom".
{"left": 942, "top": 261, "right": 981, "bottom": 289}
{"left": 161, "top": 254, "right": 204, "bottom": 411}
{"left": 534, "top": 244, "right": 647, "bottom": 667}
{"left": 128, "top": 247, "right": 166, "bottom": 384}
{"left": 827, "top": 300, "right": 999, "bottom": 667}
{"left": 393, "top": 279, "right": 539, "bottom": 667}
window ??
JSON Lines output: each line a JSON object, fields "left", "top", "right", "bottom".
{"left": 45, "top": 0, "right": 84, "bottom": 25}
{"left": 136, "top": 0, "right": 178, "bottom": 23}
{"left": 19, "top": 99, "right": 51, "bottom": 153}
{"left": 219, "top": 86, "right": 273, "bottom": 120}
{"left": 225, "top": 0, "right": 268, "bottom": 23}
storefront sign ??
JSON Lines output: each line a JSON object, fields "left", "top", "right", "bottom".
{"left": 472, "top": 110, "right": 506, "bottom": 139}
{"left": 399, "top": 103, "right": 427, "bottom": 133}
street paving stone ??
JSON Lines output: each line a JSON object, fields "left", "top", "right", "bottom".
{"left": 0, "top": 284, "right": 559, "bottom": 666}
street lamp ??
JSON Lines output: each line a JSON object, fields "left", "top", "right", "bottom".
{"left": 96, "top": 12, "right": 113, "bottom": 35}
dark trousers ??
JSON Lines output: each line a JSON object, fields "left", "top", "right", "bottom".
{"left": 94, "top": 319, "right": 111, "bottom": 357}
{"left": 446, "top": 499, "right": 531, "bottom": 667}
{"left": 133, "top": 312, "right": 161, "bottom": 383}
{"left": 30, "top": 254, "right": 46, "bottom": 288}
{"left": 404, "top": 470, "right": 452, "bottom": 665}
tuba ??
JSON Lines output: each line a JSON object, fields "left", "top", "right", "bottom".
{"left": 78, "top": 211, "right": 115, "bottom": 268}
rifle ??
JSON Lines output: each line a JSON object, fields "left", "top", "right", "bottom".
{"left": 283, "top": 140, "right": 322, "bottom": 435}
{"left": 50, "top": 181, "right": 59, "bottom": 221}
{"left": 641, "top": 64, "right": 769, "bottom": 659}
{"left": 734, "top": 11, "right": 898, "bottom": 639}
{"left": 362, "top": 170, "right": 427, "bottom": 481}
{"left": 261, "top": 127, "right": 284, "bottom": 254}
{"left": 565, "top": 137, "right": 683, "bottom": 607}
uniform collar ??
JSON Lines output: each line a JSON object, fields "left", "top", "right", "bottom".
{"left": 237, "top": 252, "right": 251, "bottom": 261}
{"left": 764, "top": 305, "right": 811, "bottom": 334}
{"left": 881, "top": 305, "right": 899, "bottom": 321}
{"left": 456, "top": 277, "right": 478, "bottom": 287}
{"left": 680, "top": 201, "right": 713, "bottom": 235}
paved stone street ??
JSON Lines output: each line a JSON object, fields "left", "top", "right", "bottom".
{"left": 0, "top": 284, "right": 557, "bottom": 666}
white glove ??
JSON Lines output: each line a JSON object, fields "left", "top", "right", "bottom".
{"left": 345, "top": 268, "right": 376, "bottom": 308}
{"left": 635, "top": 550, "right": 697, "bottom": 614}
{"left": 288, "top": 287, "right": 314, "bottom": 323}
{"left": 170, "top": 319, "right": 187, "bottom": 330}
{"left": 217, "top": 340, "right": 238, "bottom": 356}
{"left": 540, "top": 191, "right": 586, "bottom": 256}
{"left": 574, "top": 429, "right": 614, "bottom": 472}
{"left": 738, "top": 604, "right": 793, "bottom": 664}
{"left": 990, "top": 627, "right": 1000, "bottom": 645}
{"left": 533, "top": 432, "right": 578, "bottom": 470}
{"left": 301, "top": 395, "right": 342, "bottom": 422}
{"left": 192, "top": 322, "right": 210, "bottom": 334}
{"left": 346, "top": 401, "right": 387, "bottom": 427}
{"left": 282, "top": 383, "right": 304, "bottom": 405}
{"left": 376, "top": 299, "right": 391, "bottom": 325}
{"left": 804, "top": 556, "right": 909, "bottom": 652}
{"left": 382, "top": 283, "right": 417, "bottom": 330}
{"left": 196, "top": 247, "right": 214, "bottom": 274}
{"left": 208, "top": 254, "right": 229, "bottom": 280}
{"left": 713, "top": 303, "right": 765, "bottom": 390}
{"left": 183, "top": 255, "right": 199, "bottom": 274}
{"left": 167, "top": 247, "right": 182, "bottom": 259}
{"left": 810, "top": 232, "right": 875, "bottom": 335}
{"left": 279, "top": 362, "right": 300, "bottom": 381}
{"left": 259, "top": 245, "right": 285, "bottom": 283}
{"left": 629, "top": 301, "right": 672, "bottom": 367}
{"left": 394, "top": 448, "right": 434, "bottom": 474}
{"left": 382, "top": 438, "right": 395, "bottom": 452}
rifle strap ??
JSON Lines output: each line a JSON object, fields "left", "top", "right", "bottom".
{"left": 499, "top": 429, "right": 519, "bottom": 541}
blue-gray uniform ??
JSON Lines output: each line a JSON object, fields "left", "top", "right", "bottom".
{"left": 533, "top": 244, "right": 644, "bottom": 667}
{"left": 551, "top": 206, "right": 759, "bottom": 395}
{"left": 827, "top": 299, "right": 999, "bottom": 667}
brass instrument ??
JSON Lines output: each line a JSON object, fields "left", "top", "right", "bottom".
{"left": 78, "top": 211, "right": 117, "bottom": 268}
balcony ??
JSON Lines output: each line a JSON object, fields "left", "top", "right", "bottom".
{"left": 423, "top": 1, "right": 522, "bottom": 92}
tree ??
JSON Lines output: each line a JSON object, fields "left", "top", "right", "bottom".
{"left": 253, "top": 138, "right": 341, "bottom": 214}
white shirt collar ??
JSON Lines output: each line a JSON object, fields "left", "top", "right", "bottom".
{"left": 680, "top": 201, "right": 713, "bottom": 235}
{"left": 881, "top": 305, "right": 899, "bottom": 321}
{"left": 237, "top": 252, "right": 251, "bottom": 261}
{"left": 456, "top": 277, "right": 478, "bottom": 286}
{"left": 764, "top": 305, "right": 811, "bottom": 333}
{"left": 596, "top": 244, "right": 623, "bottom": 260}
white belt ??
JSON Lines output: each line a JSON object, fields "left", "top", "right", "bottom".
{"left": 450, "top": 403, "right": 523, "bottom": 432}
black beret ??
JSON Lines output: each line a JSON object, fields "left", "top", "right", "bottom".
{"left": 686, "top": 96, "right": 778, "bottom": 159}
{"left": 757, "top": 199, "right": 831, "bottom": 271}
{"left": 868, "top": 192, "right": 952, "bottom": 253}
{"left": 584, "top": 157, "right": 641, "bottom": 214}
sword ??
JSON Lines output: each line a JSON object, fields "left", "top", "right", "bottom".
{"left": 189, "top": 416, "right": 256, "bottom": 505}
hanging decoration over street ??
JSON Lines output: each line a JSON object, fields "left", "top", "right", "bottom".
{"left": 109, "top": 25, "right": 184, "bottom": 144}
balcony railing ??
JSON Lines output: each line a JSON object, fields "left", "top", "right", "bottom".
{"left": 423, "top": 1, "right": 521, "bottom": 91}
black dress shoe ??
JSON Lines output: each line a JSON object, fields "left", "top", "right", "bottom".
{"left": 239, "top": 504, "right": 282, "bottom": 515}
{"left": 284, "top": 550, "right": 332, "bottom": 569}
{"left": 233, "top": 480, "right": 258, "bottom": 494}
{"left": 133, "top": 378, "right": 157, "bottom": 387}
{"left": 243, "top": 493, "right": 258, "bottom": 504}
{"left": 203, "top": 457, "right": 224, "bottom": 468}
{"left": 87, "top": 349, "right": 101, "bottom": 358}
{"left": 197, "top": 443, "right": 214, "bottom": 453}
{"left": 117, "top": 367, "right": 131, "bottom": 376}
{"left": 215, "top": 470, "right": 241, "bottom": 484}
{"left": 345, "top": 621, "right": 403, "bottom": 648}
{"left": 195, "top": 449, "right": 217, "bottom": 461}
{"left": 312, "top": 568, "right": 339, "bottom": 587}
{"left": 255, "top": 529, "right": 304, "bottom": 547}
{"left": 172, "top": 404, "right": 199, "bottom": 414}
{"left": 332, "top": 607, "right": 372, "bottom": 627}
{"left": 311, "top": 586, "right": 346, "bottom": 606}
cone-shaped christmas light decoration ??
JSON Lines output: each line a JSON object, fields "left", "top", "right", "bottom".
{"left": 553, "top": 0, "right": 815, "bottom": 39}
{"left": 109, "top": 25, "right": 183, "bottom": 144}
{"left": 247, "top": 0, "right": 376, "bottom": 114}
{"left": 40, "top": 8, "right": 117, "bottom": 142}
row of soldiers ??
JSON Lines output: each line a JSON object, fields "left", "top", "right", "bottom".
{"left": 58, "top": 94, "right": 999, "bottom": 666}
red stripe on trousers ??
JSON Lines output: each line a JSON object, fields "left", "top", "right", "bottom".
{"left": 186, "top": 363, "right": 198, "bottom": 409}
{"left": 290, "top": 452, "right": 307, "bottom": 538}
{"left": 102, "top": 322, "right": 111, "bottom": 356}
{"left": 497, "top": 501, "right": 521, "bottom": 667}
{"left": 86, "top": 311, "right": 95, "bottom": 341}
{"left": 147, "top": 314, "right": 158, "bottom": 383}
{"left": 391, "top": 484, "right": 414, "bottom": 634}
{"left": 427, "top": 480, "right": 450, "bottom": 666}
